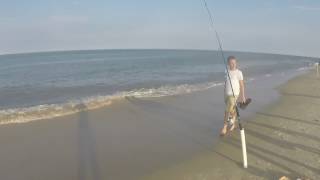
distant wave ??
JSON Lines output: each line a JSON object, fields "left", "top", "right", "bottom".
{"left": 0, "top": 81, "right": 224, "bottom": 125}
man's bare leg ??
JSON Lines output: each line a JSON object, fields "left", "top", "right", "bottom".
{"left": 228, "top": 110, "right": 237, "bottom": 132}
{"left": 220, "top": 111, "right": 229, "bottom": 135}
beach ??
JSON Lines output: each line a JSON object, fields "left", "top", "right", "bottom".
{"left": 0, "top": 0, "right": 319, "bottom": 177}
{"left": 143, "top": 71, "right": 320, "bottom": 180}
{"left": 0, "top": 50, "right": 318, "bottom": 180}
{"left": 0, "top": 68, "right": 318, "bottom": 179}
{"left": 1, "top": 0, "right": 320, "bottom": 179}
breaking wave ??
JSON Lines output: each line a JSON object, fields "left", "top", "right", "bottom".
{"left": 0, "top": 81, "right": 224, "bottom": 125}
{"left": 0, "top": 64, "right": 311, "bottom": 125}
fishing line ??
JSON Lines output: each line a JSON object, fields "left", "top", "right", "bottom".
{"left": 201, "top": 0, "right": 248, "bottom": 168}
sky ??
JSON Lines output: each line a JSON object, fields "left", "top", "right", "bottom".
{"left": 0, "top": 0, "right": 319, "bottom": 57}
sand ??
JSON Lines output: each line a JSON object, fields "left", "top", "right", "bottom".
{"left": 0, "top": 71, "right": 318, "bottom": 180}
{"left": 143, "top": 72, "right": 320, "bottom": 180}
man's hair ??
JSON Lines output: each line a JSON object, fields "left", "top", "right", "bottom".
{"left": 227, "top": 56, "right": 236, "bottom": 62}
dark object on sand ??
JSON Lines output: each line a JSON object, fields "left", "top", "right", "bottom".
{"left": 238, "top": 98, "right": 252, "bottom": 110}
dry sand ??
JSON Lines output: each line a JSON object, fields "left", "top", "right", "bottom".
{"left": 143, "top": 72, "right": 320, "bottom": 180}
{"left": 0, "top": 71, "right": 317, "bottom": 180}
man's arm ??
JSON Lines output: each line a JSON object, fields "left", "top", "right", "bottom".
{"left": 239, "top": 80, "right": 245, "bottom": 103}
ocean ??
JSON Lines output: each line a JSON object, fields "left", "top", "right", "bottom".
{"left": 0, "top": 49, "right": 316, "bottom": 124}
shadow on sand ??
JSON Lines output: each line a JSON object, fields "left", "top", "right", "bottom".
{"left": 223, "top": 124, "right": 320, "bottom": 179}
{"left": 248, "top": 120, "right": 320, "bottom": 142}
{"left": 77, "top": 104, "right": 101, "bottom": 180}
{"left": 257, "top": 112, "right": 320, "bottom": 127}
{"left": 225, "top": 138, "right": 302, "bottom": 179}
{"left": 281, "top": 92, "right": 320, "bottom": 99}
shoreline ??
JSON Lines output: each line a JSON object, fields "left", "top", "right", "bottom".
{"left": 0, "top": 70, "right": 317, "bottom": 180}
{"left": 143, "top": 71, "right": 320, "bottom": 180}
{"left": 0, "top": 68, "right": 308, "bottom": 126}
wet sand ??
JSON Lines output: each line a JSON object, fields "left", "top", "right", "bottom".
{"left": 0, "top": 71, "right": 314, "bottom": 180}
{"left": 143, "top": 72, "right": 320, "bottom": 180}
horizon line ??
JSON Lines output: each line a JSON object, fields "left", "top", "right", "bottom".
{"left": 0, "top": 48, "right": 318, "bottom": 59}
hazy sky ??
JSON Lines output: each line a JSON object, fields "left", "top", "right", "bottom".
{"left": 0, "top": 0, "right": 319, "bottom": 57}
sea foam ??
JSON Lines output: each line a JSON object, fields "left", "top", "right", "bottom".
{"left": 0, "top": 81, "right": 224, "bottom": 125}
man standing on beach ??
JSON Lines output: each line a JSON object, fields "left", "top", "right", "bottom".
{"left": 220, "top": 56, "right": 246, "bottom": 136}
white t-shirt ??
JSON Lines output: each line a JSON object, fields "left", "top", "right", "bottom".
{"left": 224, "top": 69, "right": 243, "bottom": 96}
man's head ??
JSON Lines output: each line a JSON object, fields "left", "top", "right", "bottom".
{"left": 227, "top": 56, "right": 237, "bottom": 70}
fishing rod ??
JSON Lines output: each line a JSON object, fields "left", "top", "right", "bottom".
{"left": 201, "top": 0, "right": 248, "bottom": 168}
